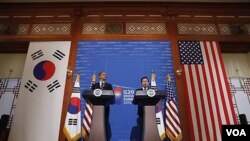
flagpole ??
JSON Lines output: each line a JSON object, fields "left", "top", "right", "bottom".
{"left": 165, "top": 74, "right": 182, "bottom": 141}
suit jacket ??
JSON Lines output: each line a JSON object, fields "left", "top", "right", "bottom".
{"left": 91, "top": 82, "right": 113, "bottom": 90}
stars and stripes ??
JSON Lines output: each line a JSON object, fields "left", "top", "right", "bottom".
{"left": 82, "top": 103, "right": 93, "bottom": 140}
{"left": 165, "top": 74, "right": 182, "bottom": 141}
{"left": 63, "top": 74, "right": 81, "bottom": 141}
{"left": 179, "top": 41, "right": 237, "bottom": 141}
{"left": 82, "top": 73, "right": 95, "bottom": 140}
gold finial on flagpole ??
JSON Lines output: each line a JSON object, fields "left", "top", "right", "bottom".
{"left": 76, "top": 73, "right": 80, "bottom": 82}
{"left": 91, "top": 71, "right": 96, "bottom": 83}
{"left": 151, "top": 70, "right": 156, "bottom": 81}
{"left": 151, "top": 70, "right": 157, "bottom": 90}
{"left": 167, "top": 74, "right": 171, "bottom": 82}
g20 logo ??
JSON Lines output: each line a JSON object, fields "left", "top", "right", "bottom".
{"left": 123, "top": 90, "right": 135, "bottom": 95}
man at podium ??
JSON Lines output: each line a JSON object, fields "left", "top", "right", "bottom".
{"left": 136, "top": 76, "right": 150, "bottom": 140}
{"left": 136, "top": 76, "right": 150, "bottom": 116}
{"left": 91, "top": 71, "right": 113, "bottom": 90}
{"left": 91, "top": 71, "right": 113, "bottom": 140}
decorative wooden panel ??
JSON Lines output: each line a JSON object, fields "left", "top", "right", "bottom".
{"left": 219, "top": 24, "right": 250, "bottom": 35}
{"left": 245, "top": 24, "right": 250, "bottom": 35}
{"left": 82, "top": 23, "right": 123, "bottom": 34}
{"left": 82, "top": 22, "right": 167, "bottom": 35}
{"left": 30, "top": 23, "right": 71, "bottom": 35}
{"left": 17, "top": 24, "right": 30, "bottom": 35}
{"left": 0, "top": 24, "right": 8, "bottom": 35}
{"left": 177, "top": 23, "right": 218, "bottom": 35}
{"left": 0, "top": 24, "right": 19, "bottom": 35}
{"left": 82, "top": 23, "right": 105, "bottom": 34}
{"left": 218, "top": 24, "right": 231, "bottom": 35}
{"left": 126, "top": 23, "right": 166, "bottom": 34}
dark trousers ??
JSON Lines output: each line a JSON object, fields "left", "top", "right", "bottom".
{"left": 105, "top": 106, "right": 111, "bottom": 141}
{"left": 137, "top": 106, "right": 143, "bottom": 141}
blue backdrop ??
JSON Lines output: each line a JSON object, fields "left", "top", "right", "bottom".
{"left": 75, "top": 40, "right": 177, "bottom": 141}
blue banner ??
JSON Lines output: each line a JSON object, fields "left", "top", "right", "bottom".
{"left": 75, "top": 40, "right": 177, "bottom": 141}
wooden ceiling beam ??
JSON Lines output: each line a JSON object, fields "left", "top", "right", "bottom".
{"left": 0, "top": 41, "right": 29, "bottom": 53}
{"left": 220, "top": 41, "right": 250, "bottom": 53}
{"left": 0, "top": 2, "right": 250, "bottom": 17}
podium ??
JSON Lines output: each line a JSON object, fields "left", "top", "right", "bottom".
{"left": 133, "top": 90, "right": 166, "bottom": 141}
{"left": 82, "top": 90, "right": 114, "bottom": 141}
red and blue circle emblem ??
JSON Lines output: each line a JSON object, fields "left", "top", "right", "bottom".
{"left": 67, "top": 97, "right": 81, "bottom": 114}
{"left": 33, "top": 60, "right": 55, "bottom": 81}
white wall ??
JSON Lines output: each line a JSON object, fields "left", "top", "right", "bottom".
{"left": 223, "top": 53, "right": 250, "bottom": 124}
{"left": 0, "top": 54, "right": 27, "bottom": 78}
{"left": 222, "top": 53, "right": 250, "bottom": 78}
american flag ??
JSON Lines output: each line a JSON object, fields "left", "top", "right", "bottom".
{"left": 81, "top": 74, "right": 95, "bottom": 141}
{"left": 165, "top": 74, "right": 182, "bottom": 141}
{"left": 82, "top": 103, "right": 93, "bottom": 140}
{"left": 179, "top": 41, "right": 237, "bottom": 141}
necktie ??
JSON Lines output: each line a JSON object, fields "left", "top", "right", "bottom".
{"left": 101, "top": 82, "right": 105, "bottom": 89}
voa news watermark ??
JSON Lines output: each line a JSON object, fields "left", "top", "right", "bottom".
{"left": 222, "top": 125, "right": 250, "bottom": 141}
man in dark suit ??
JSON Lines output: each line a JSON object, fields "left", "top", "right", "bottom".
{"left": 91, "top": 71, "right": 113, "bottom": 141}
{"left": 136, "top": 76, "right": 150, "bottom": 141}
{"left": 91, "top": 71, "right": 113, "bottom": 90}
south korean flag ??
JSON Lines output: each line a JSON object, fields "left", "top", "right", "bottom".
{"left": 24, "top": 43, "right": 68, "bottom": 93}
{"left": 9, "top": 41, "right": 71, "bottom": 141}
